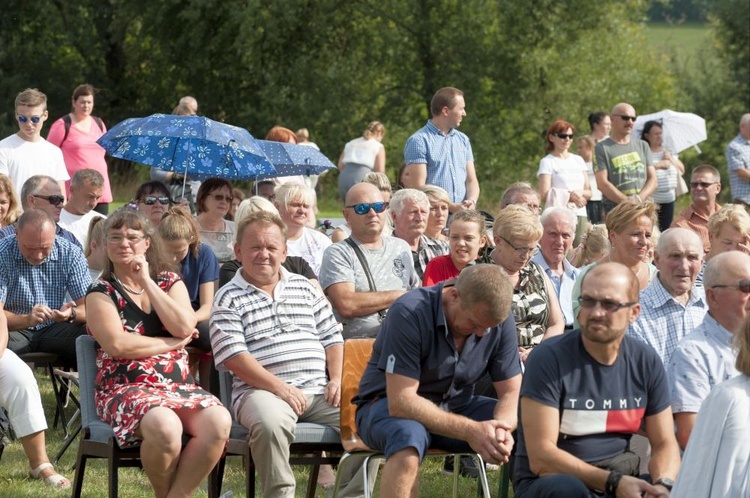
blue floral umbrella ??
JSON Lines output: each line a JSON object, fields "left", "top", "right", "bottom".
{"left": 254, "top": 140, "right": 336, "bottom": 180}
{"left": 97, "top": 114, "right": 276, "bottom": 181}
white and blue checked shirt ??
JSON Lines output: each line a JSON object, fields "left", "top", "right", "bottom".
{"left": 0, "top": 235, "right": 90, "bottom": 330}
{"left": 726, "top": 133, "right": 750, "bottom": 203}
{"left": 667, "top": 313, "right": 739, "bottom": 413}
{"left": 404, "top": 120, "right": 474, "bottom": 204}
{"left": 629, "top": 275, "right": 708, "bottom": 365}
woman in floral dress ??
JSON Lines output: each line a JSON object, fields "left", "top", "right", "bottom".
{"left": 85, "top": 208, "right": 230, "bottom": 498}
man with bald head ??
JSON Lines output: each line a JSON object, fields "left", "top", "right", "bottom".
{"left": 515, "top": 262, "right": 680, "bottom": 497}
{"left": 594, "top": 103, "right": 657, "bottom": 213}
{"left": 629, "top": 227, "right": 708, "bottom": 364}
{"left": 668, "top": 250, "right": 750, "bottom": 450}
{"left": 320, "top": 182, "right": 418, "bottom": 338}
{"left": 0, "top": 209, "right": 90, "bottom": 367}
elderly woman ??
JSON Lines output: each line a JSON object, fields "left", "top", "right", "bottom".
{"left": 0, "top": 173, "right": 21, "bottom": 227}
{"left": 274, "top": 182, "right": 331, "bottom": 275}
{"left": 86, "top": 209, "right": 230, "bottom": 497}
{"left": 538, "top": 120, "right": 591, "bottom": 245}
{"left": 706, "top": 205, "right": 750, "bottom": 259}
{"left": 133, "top": 181, "right": 173, "bottom": 228}
{"left": 641, "top": 121, "right": 686, "bottom": 230}
{"left": 46, "top": 83, "right": 111, "bottom": 214}
{"left": 481, "top": 205, "right": 564, "bottom": 361}
{"left": 422, "top": 210, "right": 485, "bottom": 286}
{"left": 572, "top": 200, "right": 659, "bottom": 323}
{"left": 195, "top": 178, "right": 235, "bottom": 263}
{"left": 421, "top": 184, "right": 451, "bottom": 241}
{"left": 337, "top": 121, "right": 386, "bottom": 201}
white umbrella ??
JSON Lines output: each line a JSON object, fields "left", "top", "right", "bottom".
{"left": 631, "top": 109, "right": 707, "bottom": 154}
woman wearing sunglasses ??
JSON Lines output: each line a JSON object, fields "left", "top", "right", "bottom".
{"left": 47, "top": 84, "right": 111, "bottom": 215}
{"left": 133, "top": 181, "right": 173, "bottom": 228}
{"left": 479, "top": 205, "right": 564, "bottom": 362}
{"left": 537, "top": 120, "right": 591, "bottom": 246}
{"left": 195, "top": 178, "right": 236, "bottom": 264}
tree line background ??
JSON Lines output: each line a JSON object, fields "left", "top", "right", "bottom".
{"left": 0, "top": 0, "right": 747, "bottom": 207}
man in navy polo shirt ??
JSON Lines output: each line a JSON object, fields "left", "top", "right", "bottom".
{"left": 402, "top": 87, "right": 480, "bottom": 213}
{"left": 354, "top": 264, "right": 522, "bottom": 497}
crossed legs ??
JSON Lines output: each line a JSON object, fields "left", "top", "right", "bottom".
{"left": 136, "top": 405, "right": 231, "bottom": 498}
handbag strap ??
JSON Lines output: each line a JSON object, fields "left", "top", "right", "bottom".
{"left": 344, "top": 237, "right": 387, "bottom": 320}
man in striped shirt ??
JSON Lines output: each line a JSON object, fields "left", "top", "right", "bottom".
{"left": 210, "top": 211, "right": 364, "bottom": 497}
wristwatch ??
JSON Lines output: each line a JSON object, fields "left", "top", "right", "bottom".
{"left": 605, "top": 470, "right": 622, "bottom": 496}
{"left": 67, "top": 307, "right": 77, "bottom": 324}
{"left": 654, "top": 477, "right": 674, "bottom": 491}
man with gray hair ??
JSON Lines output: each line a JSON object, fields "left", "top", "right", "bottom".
{"left": 532, "top": 207, "right": 579, "bottom": 328}
{"left": 668, "top": 250, "right": 750, "bottom": 450}
{"left": 178, "top": 95, "right": 198, "bottom": 115}
{"left": 726, "top": 113, "right": 750, "bottom": 209}
{"left": 629, "top": 227, "right": 708, "bottom": 364}
{"left": 0, "top": 175, "right": 81, "bottom": 248}
{"left": 59, "top": 169, "right": 106, "bottom": 247}
{"left": 391, "top": 188, "right": 449, "bottom": 279}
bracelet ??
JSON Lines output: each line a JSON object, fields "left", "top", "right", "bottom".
{"left": 67, "top": 307, "right": 77, "bottom": 324}
{"left": 605, "top": 470, "right": 622, "bottom": 496}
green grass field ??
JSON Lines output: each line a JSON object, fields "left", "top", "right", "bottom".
{"left": 643, "top": 22, "right": 711, "bottom": 75}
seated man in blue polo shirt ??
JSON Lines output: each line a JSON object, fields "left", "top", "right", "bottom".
{"left": 354, "top": 264, "right": 522, "bottom": 497}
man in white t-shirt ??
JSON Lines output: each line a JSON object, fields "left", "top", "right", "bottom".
{"left": 0, "top": 88, "right": 69, "bottom": 198}
{"left": 58, "top": 169, "right": 106, "bottom": 247}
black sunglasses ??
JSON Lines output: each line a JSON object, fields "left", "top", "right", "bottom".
{"left": 578, "top": 296, "right": 636, "bottom": 312}
{"left": 690, "top": 181, "right": 717, "bottom": 189}
{"left": 711, "top": 279, "right": 750, "bottom": 294}
{"left": 615, "top": 114, "right": 637, "bottom": 122}
{"left": 554, "top": 133, "right": 574, "bottom": 140}
{"left": 140, "top": 195, "right": 170, "bottom": 206}
{"left": 346, "top": 202, "right": 389, "bottom": 215}
{"left": 32, "top": 194, "right": 65, "bottom": 206}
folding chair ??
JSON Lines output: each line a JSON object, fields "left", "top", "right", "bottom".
{"left": 332, "top": 338, "right": 491, "bottom": 498}
{"left": 209, "top": 370, "right": 344, "bottom": 498}
{"left": 18, "top": 352, "right": 70, "bottom": 436}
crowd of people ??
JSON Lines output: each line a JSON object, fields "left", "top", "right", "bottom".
{"left": 0, "top": 84, "right": 748, "bottom": 498}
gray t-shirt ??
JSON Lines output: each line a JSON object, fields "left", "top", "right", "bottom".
{"left": 594, "top": 138, "right": 651, "bottom": 211}
{"left": 319, "top": 236, "right": 419, "bottom": 338}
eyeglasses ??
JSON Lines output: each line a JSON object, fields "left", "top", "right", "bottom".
{"left": 690, "top": 181, "right": 718, "bottom": 189}
{"left": 106, "top": 234, "right": 146, "bottom": 245}
{"left": 554, "top": 133, "right": 574, "bottom": 140}
{"left": 578, "top": 296, "right": 637, "bottom": 312}
{"left": 614, "top": 114, "right": 637, "bottom": 122}
{"left": 498, "top": 235, "right": 539, "bottom": 258}
{"left": 140, "top": 196, "right": 170, "bottom": 206}
{"left": 710, "top": 279, "right": 750, "bottom": 294}
{"left": 16, "top": 114, "right": 44, "bottom": 124}
{"left": 210, "top": 194, "right": 233, "bottom": 203}
{"left": 32, "top": 194, "right": 65, "bottom": 206}
{"left": 346, "top": 202, "right": 389, "bottom": 215}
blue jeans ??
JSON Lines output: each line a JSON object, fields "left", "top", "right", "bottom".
{"left": 514, "top": 474, "right": 599, "bottom": 498}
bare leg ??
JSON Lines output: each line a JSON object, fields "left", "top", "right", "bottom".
{"left": 136, "top": 408, "right": 184, "bottom": 498}
{"left": 381, "top": 448, "right": 420, "bottom": 498}
{"left": 166, "top": 405, "right": 231, "bottom": 498}
{"left": 20, "top": 431, "right": 63, "bottom": 480}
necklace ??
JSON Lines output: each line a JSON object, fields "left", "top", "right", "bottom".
{"left": 113, "top": 273, "right": 145, "bottom": 295}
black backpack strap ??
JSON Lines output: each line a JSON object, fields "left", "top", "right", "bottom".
{"left": 344, "top": 237, "right": 387, "bottom": 321}
{"left": 92, "top": 116, "right": 104, "bottom": 132}
{"left": 60, "top": 114, "right": 72, "bottom": 146}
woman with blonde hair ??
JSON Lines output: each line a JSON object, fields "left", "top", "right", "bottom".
{"left": 84, "top": 215, "right": 108, "bottom": 282}
{"left": 421, "top": 184, "right": 451, "bottom": 241}
{"left": 568, "top": 224, "right": 609, "bottom": 268}
{"left": 0, "top": 174, "right": 21, "bottom": 227}
{"left": 337, "top": 121, "right": 386, "bottom": 200}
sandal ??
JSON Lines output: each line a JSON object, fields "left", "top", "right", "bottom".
{"left": 29, "top": 462, "right": 71, "bottom": 489}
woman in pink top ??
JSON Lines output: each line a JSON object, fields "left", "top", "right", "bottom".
{"left": 47, "top": 84, "right": 111, "bottom": 214}
{"left": 422, "top": 210, "right": 486, "bottom": 286}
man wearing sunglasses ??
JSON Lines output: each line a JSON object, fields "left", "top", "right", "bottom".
{"left": 515, "top": 262, "right": 679, "bottom": 498}
{"left": 726, "top": 113, "right": 750, "bottom": 210}
{"left": 668, "top": 250, "right": 750, "bottom": 451}
{"left": 0, "top": 175, "right": 81, "bottom": 249}
{"left": 402, "top": 87, "right": 480, "bottom": 213}
{"left": 594, "top": 102, "right": 657, "bottom": 214}
{"left": 671, "top": 164, "right": 722, "bottom": 253}
{"left": 0, "top": 88, "right": 69, "bottom": 199}
{"left": 320, "top": 183, "right": 419, "bottom": 339}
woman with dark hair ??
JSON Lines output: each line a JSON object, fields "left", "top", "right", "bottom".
{"left": 133, "top": 181, "right": 173, "bottom": 228}
{"left": 537, "top": 120, "right": 591, "bottom": 244}
{"left": 195, "top": 178, "right": 235, "bottom": 263}
{"left": 587, "top": 111, "right": 611, "bottom": 142}
{"left": 641, "top": 120, "right": 685, "bottom": 231}
{"left": 47, "top": 84, "right": 111, "bottom": 214}
{"left": 337, "top": 121, "right": 386, "bottom": 200}
{"left": 0, "top": 173, "right": 21, "bottom": 227}
{"left": 86, "top": 208, "right": 230, "bottom": 497}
